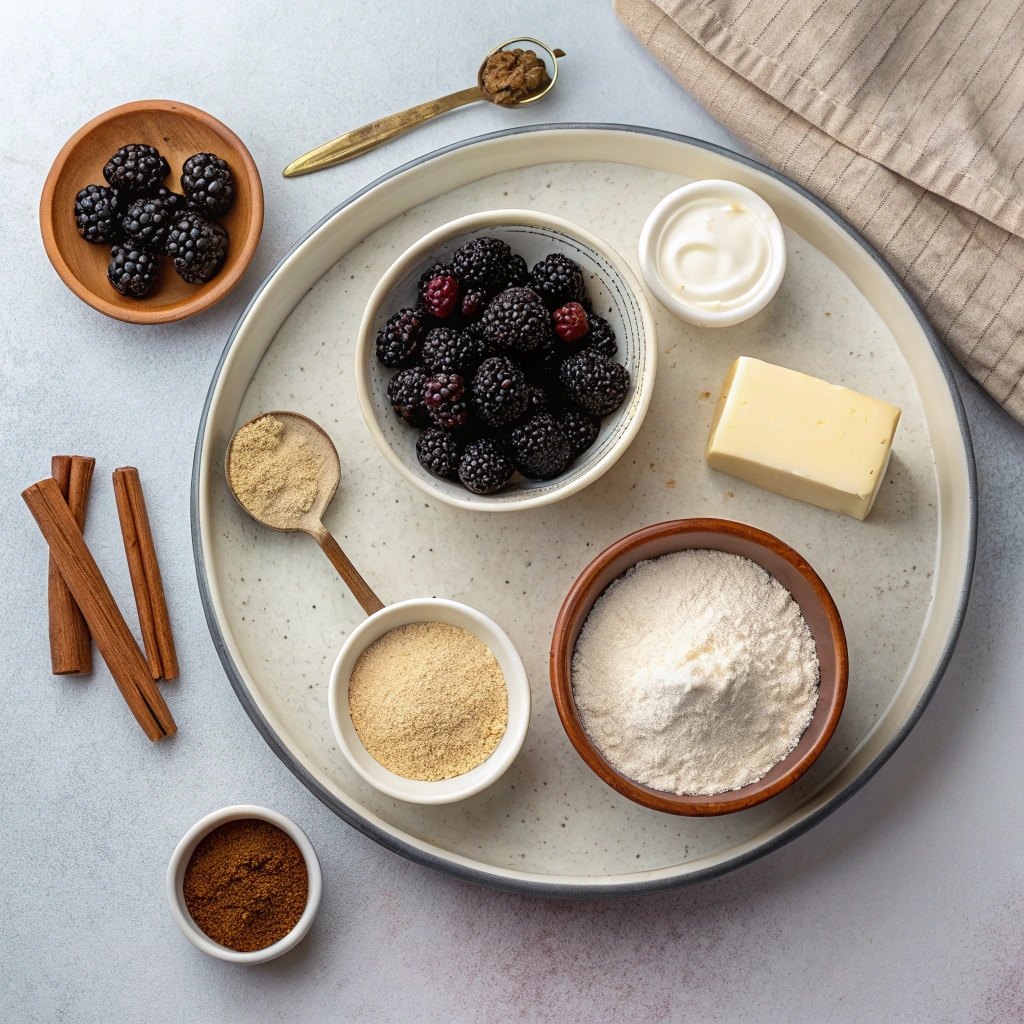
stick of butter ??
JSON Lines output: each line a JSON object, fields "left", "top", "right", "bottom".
{"left": 705, "top": 357, "right": 901, "bottom": 520}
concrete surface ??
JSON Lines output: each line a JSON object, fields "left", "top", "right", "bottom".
{"left": 2, "top": 2, "right": 1022, "bottom": 1021}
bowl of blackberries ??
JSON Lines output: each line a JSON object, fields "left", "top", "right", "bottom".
{"left": 356, "top": 210, "right": 657, "bottom": 510}
{"left": 40, "top": 100, "right": 263, "bottom": 324}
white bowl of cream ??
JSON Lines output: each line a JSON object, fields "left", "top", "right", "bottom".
{"left": 639, "top": 179, "right": 786, "bottom": 328}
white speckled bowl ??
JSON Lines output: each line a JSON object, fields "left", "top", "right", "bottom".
{"left": 328, "top": 598, "right": 531, "bottom": 804}
{"left": 355, "top": 210, "right": 657, "bottom": 511}
{"left": 166, "top": 804, "right": 322, "bottom": 964}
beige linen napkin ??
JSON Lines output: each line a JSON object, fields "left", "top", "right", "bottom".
{"left": 616, "top": 0, "right": 1024, "bottom": 421}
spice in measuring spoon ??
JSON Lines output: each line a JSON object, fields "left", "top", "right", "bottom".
{"left": 227, "top": 414, "right": 324, "bottom": 527}
{"left": 480, "top": 48, "right": 551, "bottom": 105}
{"left": 225, "top": 412, "right": 384, "bottom": 615}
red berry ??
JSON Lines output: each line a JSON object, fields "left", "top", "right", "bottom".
{"left": 424, "top": 275, "right": 459, "bottom": 318}
{"left": 552, "top": 301, "right": 589, "bottom": 342}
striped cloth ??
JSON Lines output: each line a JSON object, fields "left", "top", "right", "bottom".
{"left": 616, "top": 0, "right": 1024, "bottom": 422}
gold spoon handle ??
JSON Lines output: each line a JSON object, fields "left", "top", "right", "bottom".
{"left": 310, "top": 523, "right": 384, "bottom": 615}
{"left": 283, "top": 86, "right": 485, "bottom": 177}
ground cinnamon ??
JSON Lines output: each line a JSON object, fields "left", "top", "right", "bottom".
{"left": 183, "top": 820, "right": 308, "bottom": 952}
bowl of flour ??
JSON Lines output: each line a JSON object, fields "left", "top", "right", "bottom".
{"left": 550, "top": 518, "right": 848, "bottom": 816}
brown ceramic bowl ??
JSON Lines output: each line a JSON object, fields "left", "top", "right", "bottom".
{"left": 40, "top": 99, "right": 263, "bottom": 324}
{"left": 550, "top": 518, "right": 849, "bottom": 816}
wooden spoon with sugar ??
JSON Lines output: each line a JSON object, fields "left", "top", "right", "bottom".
{"left": 226, "top": 411, "right": 383, "bottom": 615}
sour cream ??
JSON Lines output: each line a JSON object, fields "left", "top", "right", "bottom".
{"left": 639, "top": 180, "right": 786, "bottom": 328}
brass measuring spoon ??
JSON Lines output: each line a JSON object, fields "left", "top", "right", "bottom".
{"left": 282, "top": 37, "right": 564, "bottom": 178}
{"left": 225, "top": 411, "right": 384, "bottom": 615}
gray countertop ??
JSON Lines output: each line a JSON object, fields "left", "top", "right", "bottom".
{"left": 3, "top": 2, "right": 1023, "bottom": 1021}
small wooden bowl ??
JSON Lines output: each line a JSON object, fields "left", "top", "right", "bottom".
{"left": 40, "top": 99, "right": 263, "bottom": 325}
{"left": 550, "top": 518, "right": 849, "bottom": 816}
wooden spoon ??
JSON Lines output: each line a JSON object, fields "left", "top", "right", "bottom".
{"left": 225, "top": 411, "right": 384, "bottom": 615}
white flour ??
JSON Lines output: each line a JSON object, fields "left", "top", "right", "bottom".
{"left": 572, "top": 549, "right": 820, "bottom": 796}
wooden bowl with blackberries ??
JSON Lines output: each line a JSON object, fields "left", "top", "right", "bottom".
{"left": 40, "top": 99, "right": 263, "bottom": 325}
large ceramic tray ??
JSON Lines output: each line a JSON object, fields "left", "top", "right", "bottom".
{"left": 193, "top": 125, "right": 975, "bottom": 897}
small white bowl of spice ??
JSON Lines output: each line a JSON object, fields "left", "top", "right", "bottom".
{"left": 328, "top": 598, "right": 530, "bottom": 804}
{"left": 166, "top": 804, "right": 322, "bottom": 964}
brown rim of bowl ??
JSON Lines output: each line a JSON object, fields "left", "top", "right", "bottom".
{"left": 549, "top": 517, "right": 849, "bottom": 816}
{"left": 39, "top": 99, "right": 264, "bottom": 325}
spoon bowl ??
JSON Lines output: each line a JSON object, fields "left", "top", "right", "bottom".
{"left": 226, "top": 411, "right": 339, "bottom": 532}
{"left": 225, "top": 411, "right": 383, "bottom": 614}
{"left": 476, "top": 37, "right": 563, "bottom": 107}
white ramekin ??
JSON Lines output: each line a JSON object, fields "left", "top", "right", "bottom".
{"left": 639, "top": 179, "right": 787, "bottom": 328}
{"left": 166, "top": 804, "right": 322, "bottom": 964}
{"left": 328, "top": 598, "right": 530, "bottom": 804}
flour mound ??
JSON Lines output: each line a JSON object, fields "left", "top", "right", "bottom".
{"left": 572, "top": 549, "right": 820, "bottom": 796}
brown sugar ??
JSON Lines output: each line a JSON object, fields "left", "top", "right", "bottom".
{"left": 348, "top": 621, "right": 507, "bottom": 781}
{"left": 227, "top": 415, "right": 324, "bottom": 527}
{"left": 182, "top": 819, "right": 308, "bottom": 952}
{"left": 481, "top": 48, "right": 550, "bottom": 106}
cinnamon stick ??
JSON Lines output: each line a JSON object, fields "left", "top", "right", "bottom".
{"left": 112, "top": 469, "right": 162, "bottom": 679}
{"left": 23, "top": 477, "right": 176, "bottom": 741}
{"left": 48, "top": 455, "right": 95, "bottom": 674}
{"left": 116, "top": 468, "right": 178, "bottom": 680}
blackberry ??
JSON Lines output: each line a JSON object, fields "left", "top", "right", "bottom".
{"left": 530, "top": 252, "right": 585, "bottom": 310}
{"left": 560, "top": 349, "right": 631, "bottom": 416}
{"left": 552, "top": 302, "right": 589, "bottom": 342}
{"left": 452, "top": 237, "right": 512, "bottom": 293}
{"left": 102, "top": 144, "right": 169, "bottom": 195}
{"left": 74, "top": 184, "right": 121, "bottom": 244}
{"left": 471, "top": 355, "right": 530, "bottom": 428}
{"left": 561, "top": 408, "right": 601, "bottom": 457}
{"left": 459, "top": 288, "right": 488, "bottom": 319}
{"left": 166, "top": 213, "right": 228, "bottom": 283}
{"left": 509, "top": 414, "right": 573, "bottom": 480}
{"left": 418, "top": 261, "right": 454, "bottom": 299}
{"left": 458, "top": 437, "right": 515, "bottom": 494}
{"left": 423, "top": 372, "right": 468, "bottom": 429}
{"left": 153, "top": 185, "right": 185, "bottom": 214}
{"left": 585, "top": 312, "right": 617, "bottom": 358}
{"left": 121, "top": 194, "right": 174, "bottom": 253}
{"left": 416, "top": 427, "right": 463, "bottom": 479}
{"left": 107, "top": 244, "right": 160, "bottom": 298}
{"left": 387, "top": 365, "right": 429, "bottom": 426}
{"left": 181, "top": 152, "right": 235, "bottom": 218}
{"left": 504, "top": 253, "right": 529, "bottom": 288}
{"left": 376, "top": 307, "right": 427, "bottom": 367}
{"left": 479, "top": 287, "right": 549, "bottom": 353}
{"left": 421, "top": 326, "right": 489, "bottom": 376}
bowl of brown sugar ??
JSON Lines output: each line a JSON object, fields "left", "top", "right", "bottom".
{"left": 166, "top": 805, "right": 322, "bottom": 963}
{"left": 328, "top": 598, "right": 531, "bottom": 804}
